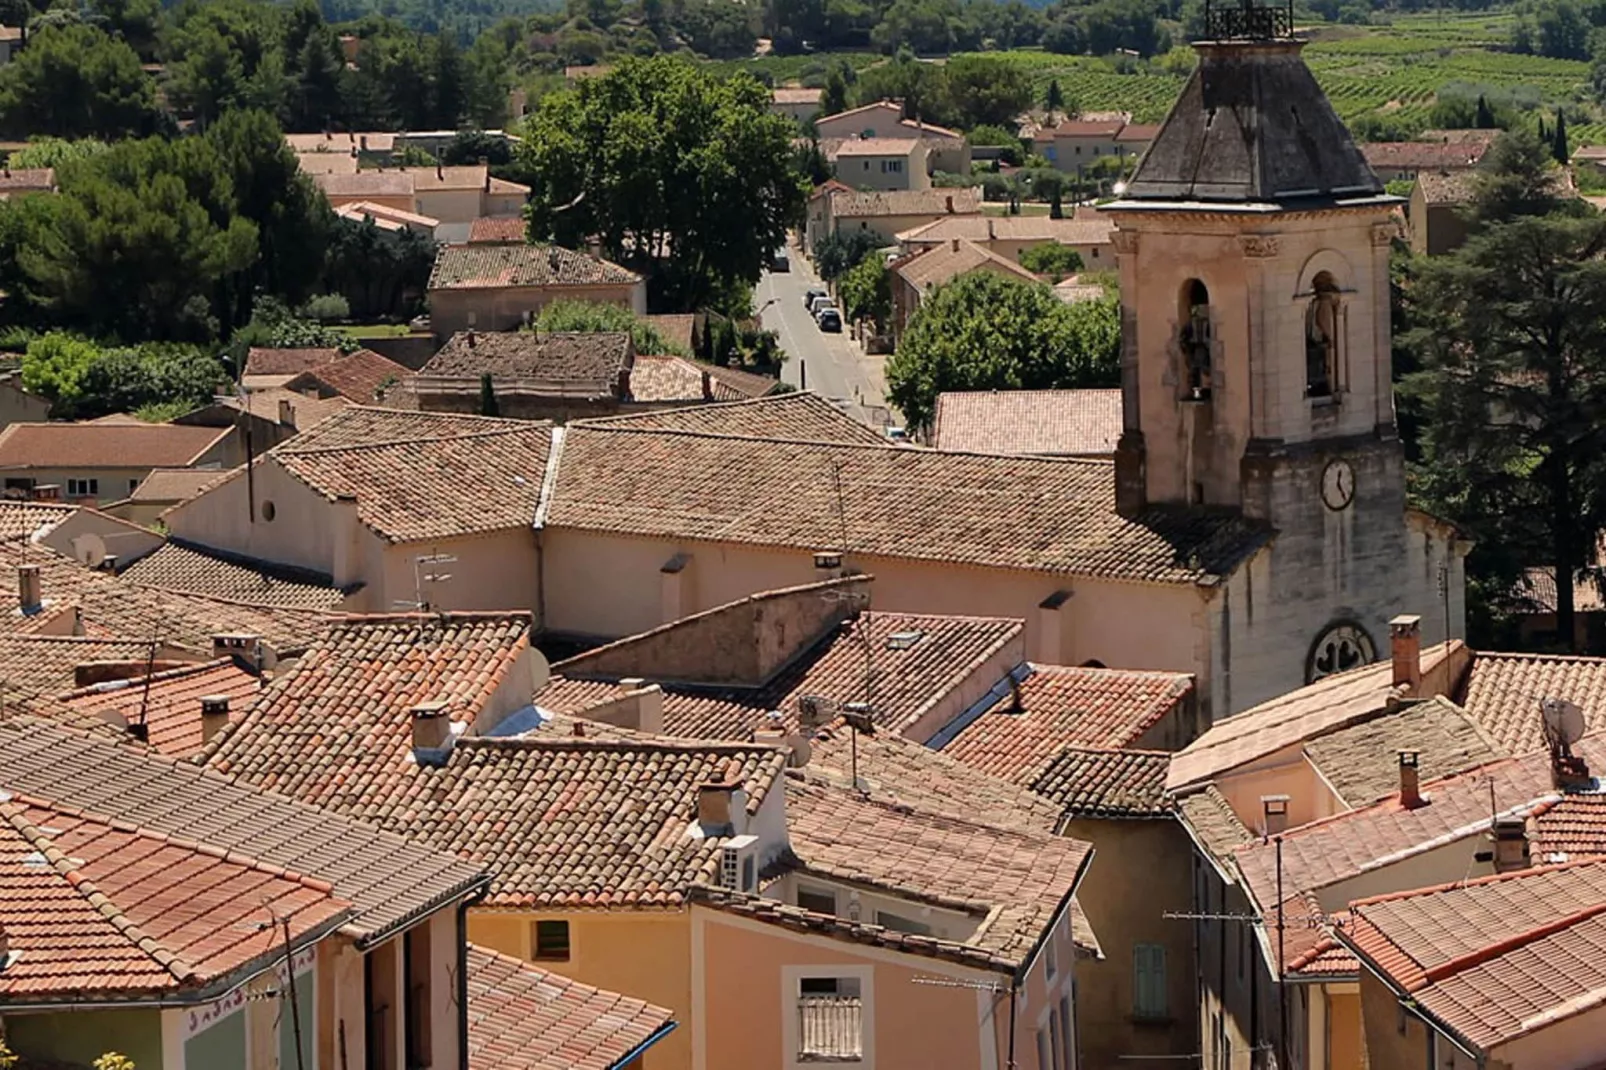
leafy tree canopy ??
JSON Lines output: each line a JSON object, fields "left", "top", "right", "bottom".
{"left": 532, "top": 299, "right": 692, "bottom": 356}
{"left": 0, "top": 23, "right": 163, "bottom": 140}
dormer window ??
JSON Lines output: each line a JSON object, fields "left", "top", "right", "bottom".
{"left": 1306, "top": 272, "right": 1341, "bottom": 399}
{"left": 1180, "top": 279, "right": 1213, "bottom": 401}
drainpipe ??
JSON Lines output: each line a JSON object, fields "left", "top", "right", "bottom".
{"left": 457, "top": 881, "right": 488, "bottom": 1070}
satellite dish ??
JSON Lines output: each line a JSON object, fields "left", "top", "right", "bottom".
{"left": 796, "top": 694, "right": 836, "bottom": 729}
{"left": 71, "top": 533, "right": 107, "bottom": 569}
{"left": 1541, "top": 696, "right": 1587, "bottom": 748}
{"left": 527, "top": 647, "right": 551, "bottom": 696}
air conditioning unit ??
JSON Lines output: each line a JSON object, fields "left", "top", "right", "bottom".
{"left": 720, "top": 834, "right": 760, "bottom": 893}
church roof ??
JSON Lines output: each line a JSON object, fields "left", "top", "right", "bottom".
{"left": 1112, "top": 40, "right": 1388, "bottom": 210}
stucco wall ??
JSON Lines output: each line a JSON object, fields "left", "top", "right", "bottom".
{"left": 1490, "top": 1003, "right": 1606, "bottom": 1069}
{"left": 378, "top": 529, "right": 539, "bottom": 619}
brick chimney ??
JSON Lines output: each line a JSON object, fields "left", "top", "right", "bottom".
{"left": 213, "top": 633, "right": 260, "bottom": 665}
{"left": 1398, "top": 750, "right": 1422, "bottom": 809}
{"left": 278, "top": 397, "right": 295, "bottom": 428}
{"left": 201, "top": 694, "right": 230, "bottom": 745}
{"left": 1493, "top": 815, "right": 1530, "bottom": 873}
{"left": 950, "top": 237, "right": 959, "bottom": 253}
{"left": 411, "top": 699, "right": 452, "bottom": 759}
{"left": 1261, "top": 794, "right": 1290, "bottom": 838}
{"left": 1391, "top": 614, "right": 1422, "bottom": 697}
{"left": 16, "top": 564, "right": 41, "bottom": 615}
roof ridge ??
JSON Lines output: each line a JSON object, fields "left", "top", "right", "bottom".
{"left": 1053, "top": 744, "right": 1173, "bottom": 759}
{"left": 458, "top": 735, "right": 789, "bottom": 756}
{"left": 328, "top": 609, "right": 534, "bottom": 629}
{"left": 1348, "top": 856, "right": 1606, "bottom": 910}
{"left": 0, "top": 799, "right": 201, "bottom": 984}
{"left": 57, "top": 656, "right": 238, "bottom": 699}
{"left": 278, "top": 422, "right": 549, "bottom": 457}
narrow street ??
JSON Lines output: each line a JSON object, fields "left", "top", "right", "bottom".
{"left": 756, "top": 242, "right": 895, "bottom": 431}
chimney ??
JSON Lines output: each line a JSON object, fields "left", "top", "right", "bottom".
{"left": 945, "top": 194, "right": 954, "bottom": 213}
{"left": 1261, "top": 794, "right": 1290, "bottom": 838}
{"left": 16, "top": 564, "right": 40, "bottom": 615}
{"left": 278, "top": 397, "right": 295, "bottom": 428}
{"left": 1493, "top": 815, "right": 1530, "bottom": 873}
{"left": 411, "top": 699, "right": 452, "bottom": 756}
{"left": 212, "top": 633, "right": 260, "bottom": 666}
{"left": 436, "top": 160, "right": 443, "bottom": 180}
{"left": 698, "top": 779, "right": 740, "bottom": 833}
{"left": 331, "top": 493, "right": 360, "bottom": 589}
{"left": 466, "top": 329, "right": 476, "bottom": 348}
{"left": 813, "top": 551, "right": 843, "bottom": 572}
{"left": 950, "top": 237, "right": 959, "bottom": 253}
{"left": 29, "top": 484, "right": 59, "bottom": 502}
{"left": 200, "top": 694, "right": 230, "bottom": 745}
{"left": 1391, "top": 614, "right": 1422, "bottom": 696}
{"left": 1398, "top": 750, "right": 1422, "bottom": 809}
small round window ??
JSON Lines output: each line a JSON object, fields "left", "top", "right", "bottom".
{"left": 261, "top": 500, "right": 276, "bottom": 522}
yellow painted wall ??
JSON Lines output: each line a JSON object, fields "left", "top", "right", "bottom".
{"left": 1327, "top": 986, "right": 1364, "bottom": 1070}
{"left": 468, "top": 908, "right": 692, "bottom": 1070}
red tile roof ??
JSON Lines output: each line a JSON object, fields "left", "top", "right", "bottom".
{"left": 0, "top": 633, "right": 191, "bottom": 692}
{"left": 0, "top": 794, "right": 348, "bottom": 1002}
{"left": 576, "top": 393, "right": 883, "bottom": 444}
{"left": 422, "top": 331, "right": 632, "bottom": 389}
{"left": 466, "top": 945, "right": 675, "bottom": 1070}
{"left": 117, "top": 540, "right": 353, "bottom": 610}
{"left": 1531, "top": 794, "right": 1606, "bottom": 861}
{"left": 940, "top": 664, "right": 1192, "bottom": 784}
{"left": 1457, "top": 651, "right": 1606, "bottom": 755}
{"left": 827, "top": 187, "right": 982, "bottom": 219}
{"left": 892, "top": 239, "right": 1038, "bottom": 293}
{"left": 931, "top": 389, "right": 1122, "bottom": 456}
{"left": 468, "top": 216, "right": 528, "bottom": 244}
{"left": 244, "top": 347, "right": 342, "bottom": 378}
{"left": 0, "top": 501, "right": 75, "bottom": 539}
{"left": 129, "top": 468, "right": 236, "bottom": 504}
{"left": 1342, "top": 859, "right": 1606, "bottom": 1051}
{"left": 0, "top": 423, "right": 230, "bottom": 470}
{"left": 1028, "top": 745, "right": 1171, "bottom": 817}
{"left": 59, "top": 658, "right": 262, "bottom": 758}
{"left": 1300, "top": 695, "right": 1507, "bottom": 807}
{"left": 283, "top": 348, "right": 414, "bottom": 405}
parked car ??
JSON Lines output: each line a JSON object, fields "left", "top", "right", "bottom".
{"left": 807, "top": 294, "right": 835, "bottom": 315}
{"left": 816, "top": 307, "right": 842, "bottom": 332}
{"left": 803, "top": 288, "right": 826, "bottom": 309}
{"left": 771, "top": 251, "right": 791, "bottom": 272}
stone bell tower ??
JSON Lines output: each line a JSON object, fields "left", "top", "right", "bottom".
{"left": 1102, "top": 5, "right": 1466, "bottom": 705}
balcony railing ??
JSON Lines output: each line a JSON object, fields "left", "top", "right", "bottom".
{"left": 797, "top": 996, "right": 864, "bottom": 1062}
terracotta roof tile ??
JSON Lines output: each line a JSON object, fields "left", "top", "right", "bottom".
{"left": 130, "top": 468, "right": 236, "bottom": 504}
{"left": 892, "top": 239, "right": 1037, "bottom": 293}
{"left": 468, "top": 216, "right": 528, "bottom": 244}
{"left": 828, "top": 187, "right": 982, "bottom": 219}
{"left": 283, "top": 349, "right": 414, "bottom": 405}
{"left": 422, "top": 331, "right": 632, "bottom": 390}
{"left": 1029, "top": 746, "right": 1171, "bottom": 817}
{"left": 897, "top": 215, "right": 1115, "bottom": 248}
{"left": 828, "top": 136, "right": 921, "bottom": 158}
{"left": 0, "top": 500, "right": 75, "bottom": 539}
{"left": 1361, "top": 140, "right": 1490, "bottom": 171}
{"left": 0, "top": 633, "right": 191, "bottom": 692}
{"left": 1302, "top": 696, "right": 1507, "bottom": 807}
{"left": 1457, "top": 651, "right": 1606, "bottom": 755}
{"left": 1531, "top": 794, "right": 1606, "bottom": 861}
{"left": 0, "top": 168, "right": 55, "bottom": 192}
{"left": 59, "top": 658, "right": 263, "bottom": 758}
{"left": 931, "top": 389, "right": 1122, "bottom": 456}
{"left": 1415, "top": 169, "right": 1477, "bottom": 207}
{"left": 940, "top": 664, "right": 1193, "bottom": 783}
{"left": 547, "top": 427, "right": 1270, "bottom": 584}
{"left": 0, "top": 795, "right": 349, "bottom": 1002}
{"left": 0, "top": 424, "right": 229, "bottom": 470}
{"left": 315, "top": 170, "right": 415, "bottom": 199}
{"left": 277, "top": 406, "right": 523, "bottom": 451}
{"left": 628, "top": 355, "right": 714, "bottom": 402}
{"left": 1046, "top": 120, "right": 1126, "bottom": 137}
{"left": 575, "top": 393, "right": 883, "bottom": 444}
{"left": 427, "top": 244, "right": 639, "bottom": 291}
{"left": 244, "top": 348, "right": 342, "bottom": 378}
{"left": 206, "top": 386, "right": 350, "bottom": 430}
{"left": 1342, "top": 859, "right": 1606, "bottom": 1050}
{"left": 1173, "top": 785, "right": 1253, "bottom": 874}
{"left": 466, "top": 944, "right": 675, "bottom": 1070}
{"left": 704, "top": 364, "right": 781, "bottom": 401}
{"left": 0, "top": 716, "right": 486, "bottom": 945}
{"left": 118, "top": 540, "right": 354, "bottom": 609}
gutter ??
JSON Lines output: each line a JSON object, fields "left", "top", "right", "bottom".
{"left": 608, "top": 1020, "right": 679, "bottom": 1070}
{"left": 355, "top": 872, "right": 492, "bottom": 952}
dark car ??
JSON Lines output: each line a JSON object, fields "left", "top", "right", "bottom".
{"left": 816, "top": 308, "right": 842, "bottom": 332}
{"left": 771, "top": 251, "right": 791, "bottom": 272}
{"left": 803, "top": 288, "right": 826, "bottom": 309}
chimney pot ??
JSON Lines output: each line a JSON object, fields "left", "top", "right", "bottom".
{"left": 698, "top": 781, "right": 739, "bottom": 832}
{"left": 212, "top": 633, "right": 261, "bottom": 666}
{"left": 201, "top": 694, "right": 230, "bottom": 744}
{"left": 411, "top": 699, "right": 452, "bottom": 754}
{"left": 619, "top": 677, "right": 646, "bottom": 693}
{"left": 1260, "top": 794, "right": 1290, "bottom": 838}
{"left": 1391, "top": 614, "right": 1423, "bottom": 696}
{"left": 1398, "top": 749, "right": 1422, "bottom": 808}
{"left": 573, "top": 720, "right": 585, "bottom": 737}
{"left": 813, "top": 551, "right": 843, "bottom": 571}
{"left": 16, "top": 564, "right": 40, "bottom": 615}
{"left": 951, "top": 237, "right": 959, "bottom": 253}
{"left": 945, "top": 194, "right": 954, "bottom": 213}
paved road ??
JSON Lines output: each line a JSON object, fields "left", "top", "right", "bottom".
{"left": 756, "top": 245, "right": 894, "bottom": 431}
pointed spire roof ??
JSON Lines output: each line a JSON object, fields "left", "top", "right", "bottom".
{"left": 1112, "top": 40, "right": 1389, "bottom": 209}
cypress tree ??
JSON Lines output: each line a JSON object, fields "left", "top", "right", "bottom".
{"left": 1554, "top": 108, "right": 1570, "bottom": 164}
{"left": 1475, "top": 94, "right": 1496, "bottom": 129}
{"left": 480, "top": 373, "right": 499, "bottom": 417}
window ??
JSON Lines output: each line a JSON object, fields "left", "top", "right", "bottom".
{"left": 1046, "top": 930, "right": 1059, "bottom": 980}
{"left": 129, "top": 479, "right": 140, "bottom": 494}
{"left": 797, "top": 885, "right": 837, "bottom": 915}
{"left": 1133, "top": 943, "right": 1168, "bottom": 1019}
{"left": 1059, "top": 995, "right": 1074, "bottom": 1070}
{"left": 1306, "top": 271, "right": 1341, "bottom": 399}
{"left": 797, "top": 977, "right": 863, "bottom": 1061}
{"left": 66, "top": 478, "right": 98, "bottom": 497}
{"left": 875, "top": 911, "right": 932, "bottom": 935}
{"left": 889, "top": 159, "right": 902, "bottom": 173}
{"left": 1036, "top": 1029, "right": 1052, "bottom": 1070}
{"left": 1179, "top": 279, "right": 1213, "bottom": 400}
{"left": 1048, "top": 1007, "right": 1064, "bottom": 1070}
{"left": 533, "top": 919, "right": 570, "bottom": 961}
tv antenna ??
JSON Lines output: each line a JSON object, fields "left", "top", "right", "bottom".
{"left": 393, "top": 550, "right": 456, "bottom": 614}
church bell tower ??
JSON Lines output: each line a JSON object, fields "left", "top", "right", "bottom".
{"left": 1102, "top": 5, "right": 1464, "bottom": 707}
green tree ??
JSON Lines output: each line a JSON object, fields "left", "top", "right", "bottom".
{"left": 1476, "top": 93, "right": 1497, "bottom": 129}
{"left": 941, "top": 55, "right": 1032, "bottom": 131}
{"left": 0, "top": 24, "right": 161, "bottom": 140}
{"left": 966, "top": 124, "right": 1023, "bottom": 166}
{"left": 532, "top": 298, "right": 691, "bottom": 355}
{"left": 1466, "top": 129, "right": 1574, "bottom": 225}
{"left": 521, "top": 57, "right": 806, "bottom": 310}
{"left": 7, "top": 137, "right": 109, "bottom": 170}
{"left": 1044, "top": 77, "right": 1064, "bottom": 114}
{"left": 838, "top": 253, "right": 891, "bottom": 329}
{"left": 821, "top": 65, "right": 848, "bottom": 116}
{"left": 1553, "top": 107, "right": 1570, "bottom": 164}
{"left": 91, "top": 0, "right": 162, "bottom": 59}
{"left": 20, "top": 331, "right": 99, "bottom": 412}
{"left": 886, "top": 272, "right": 1119, "bottom": 431}
{"left": 480, "top": 372, "right": 500, "bottom": 415}
{"left": 812, "top": 228, "right": 885, "bottom": 281}
{"left": 442, "top": 129, "right": 513, "bottom": 166}
{"left": 1019, "top": 241, "right": 1083, "bottom": 279}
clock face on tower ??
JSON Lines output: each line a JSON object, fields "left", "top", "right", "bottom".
{"left": 1320, "top": 459, "right": 1356, "bottom": 511}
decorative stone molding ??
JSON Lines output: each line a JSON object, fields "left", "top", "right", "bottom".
{"left": 1371, "top": 222, "right": 1398, "bottom": 247}
{"left": 1238, "top": 234, "right": 1281, "bottom": 258}
{"left": 1111, "top": 230, "right": 1141, "bottom": 256}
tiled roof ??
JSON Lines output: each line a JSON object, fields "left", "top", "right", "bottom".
{"left": 892, "top": 239, "right": 1038, "bottom": 293}
{"left": 1029, "top": 746, "right": 1171, "bottom": 817}
{"left": 1115, "top": 123, "right": 1160, "bottom": 142}
{"left": 0, "top": 500, "right": 75, "bottom": 539}
{"left": 575, "top": 393, "right": 883, "bottom": 444}
{"left": 828, "top": 136, "right": 921, "bottom": 158}
{"left": 0, "top": 716, "right": 487, "bottom": 944}
{"left": 0, "top": 633, "right": 187, "bottom": 692}
{"left": 299, "top": 151, "right": 358, "bottom": 175}
{"left": 1456, "top": 651, "right": 1606, "bottom": 755}
{"left": 828, "top": 187, "right": 982, "bottom": 219}
{"left": 466, "top": 945, "right": 675, "bottom": 1070}
{"left": 244, "top": 347, "right": 341, "bottom": 378}
{"left": 422, "top": 331, "right": 632, "bottom": 388}
{"left": 468, "top": 216, "right": 528, "bottom": 243}
{"left": 118, "top": 540, "right": 353, "bottom": 609}
{"left": 542, "top": 611, "right": 1023, "bottom": 741}
{"left": 628, "top": 355, "right": 715, "bottom": 402}
{"left": 1530, "top": 794, "right": 1606, "bottom": 861}
{"left": 315, "top": 170, "right": 415, "bottom": 198}
{"left": 0, "top": 794, "right": 348, "bottom": 1002}
{"left": 772, "top": 87, "right": 824, "bottom": 105}
{"left": 547, "top": 427, "right": 1270, "bottom": 585}
{"left": 0, "top": 423, "right": 229, "bottom": 470}
{"left": 285, "top": 131, "right": 396, "bottom": 153}
{"left": 803, "top": 718, "right": 1063, "bottom": 832}
{"left": 427, "top": 243, "right": 640, "bottom": 291}
{"left": 1342, "top": 860, "right": 1606, "bottom": 1051}
{"left": 705, "top": 364, "right": 780, "bottom": 401}
{"left": 896, "top": 215, "right": 1115, "bottom": 248}
{"left": 931, "top": 389, "right": 1122, "bottom": 456}
{"left": 1046, "top": 120, "right": 1125, "bottom": 137}
{"left": 1173, "top": 785, "right": 1253, "bottom": 874}
{"left": 207, "top": 386, "right": 350, "bottom": 430}
{"left": 412, "top": 165, "right": 490, "bottom": 191}
{"left": 940, "top": 664, "right": 1193, "bottom": 783}
{"left": 778, "top": 776, "right": 1096, "bottom": 969}
{"left": 0, "top": 168, "right": 55, "bottom": 192}
{"left": 1302, "top": 696, "right": 1506, "bottom": 807}
{"left": 58, "top": 658, "right": 262, "bottom": 758}
{"left": 283, "top": 348, "right": 414, "bottom": 404}
{"left": 270, "top": 408, "right": 551, "bottom": 542}
{"left": 1415, "top": 169, "right": 1477, "bottom": 207}
{"left": 1361, "top": 140, "right": 1489, "bottom": 170}
{"left": 130, "top": 467, "right": 235, "bottom": 503}
{"left": 1274, "top": 891, "right": 1356, "bottom": 978}
{"left": 1166, "top": 643, "right": 1463, "bottom": 792}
